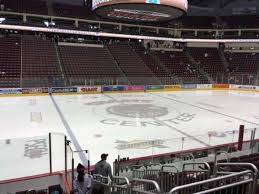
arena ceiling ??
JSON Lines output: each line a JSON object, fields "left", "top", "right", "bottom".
{"left": 187, "top": 0, "right": 258, "bottom": 16}
{"left": 52, "top": 0, "right": 258, "bottom": 16}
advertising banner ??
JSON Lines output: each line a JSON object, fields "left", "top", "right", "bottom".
{"left": 51, "top": 87, "right": 77, "bottom": 93}
{"left": 102, "top": 86, "right": 113, "bottom": 92}
{"left": 102, "top": 85, "right": 124, "bottom": 92}
{"left": 22, "top": 88, "right": 49, "bottom": 94}
{"left": 229, "top": 85, "right": 236, "bottom": 89}
{"left": 212, "top": 84, "right": 229, "bottom": 89}
{"left": 230, "top": 85, "right": 257, "bottom": 90}
{"left": 0, "top": 88, "right": 22, "bottom": 94}
{"left": 124, "top": 86, "right": 145, "bottom": 91}
{"left": 164, "top": 85, "right": 181, "bottom": 90}
{"left": 197, "top": 84, "right": 212, "bottom": 89}
{"left": 181, "top": 84, "right": 197, "bottom": 89}
{"left": 145, "top": 85, "right": 164, "bottom": 91}
{"left": 112, "top": 85, "right": 124, "bottom": 91}
{"left": 78, "top": 86, "right": 101, "bottom": 93}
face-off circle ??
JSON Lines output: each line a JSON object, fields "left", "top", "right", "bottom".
{"left": 92, "top": 0, "right": 188, "bottom": 22}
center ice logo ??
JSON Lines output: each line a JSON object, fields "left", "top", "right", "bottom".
{"left": 85, "top": 98, "right": 196, "bottom": 127}
{"left": 106, "top": 104, "right": 168, "bottom": 118}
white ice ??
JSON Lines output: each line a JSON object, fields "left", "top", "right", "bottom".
{"left": 1, "top": 90, "right": 259, "bottom": 180}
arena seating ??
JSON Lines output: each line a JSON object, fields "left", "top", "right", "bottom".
{"left": 154, "top": 50, "right": 207, "bottom": 84}
{"left": 22, "top": 36, "right": 62, "bottom": 87}
{"left": 187, "top": 47, "right": 226, "bottom": 78}
{"left": 1, "top": 0, "right": 48, "bottom": 15}
{"left": 53, "top": 3, "right": 94, "bottom": 19}
{"left": 1, "top": 2, "right": 259, "bottom": 193}
{"left": 0, "top": 34, "right": 258, "bottom": 87}
{"left": 221, "top": 16, "right": 259, "bottom": 29}
{"left": 170, "top": 16, "right": 216, "bottom": 29}
{"left": 225, "top": 52, "right": 259, "bottom": 74}
{"left": 0, "top": 36, "right": 21, "bottom": 88}
{"left": 107, "top": 44, "right": 161, "bottom": 85}
{"left": 59, "top": 44, "right": 122, "bottom": 85}
{"left": 130, "top": 44, "right": 174, "bottom": 84}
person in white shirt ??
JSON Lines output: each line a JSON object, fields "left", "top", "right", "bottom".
{"left": 73, "top": 173, "right": 92, "bottom": 194}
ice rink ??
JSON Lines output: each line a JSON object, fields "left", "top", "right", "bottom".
{"left": 1, "top": 90, "right": 259, "bottom": 180}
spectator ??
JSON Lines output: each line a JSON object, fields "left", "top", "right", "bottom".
{"left": 72, "top": 164, "right": 92, "bottom": 194}
{"left": 73, "top": 173, "right": 92, "bottom": 194}
{"left": 94, "top": 154, "right": 113, "bottom": 180}
{"left": 0, "top": 0, "right": 4, "bottom": 11}
{"left": 77, "top": 163, "right": 85, "bottom": 174}
{"left": 93, "top": 154, "right": 113, "bottom": 194}
{"left": 0, "top": 3, "right": 4, "bottom": 11}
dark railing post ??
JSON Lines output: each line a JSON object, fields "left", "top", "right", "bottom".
{"left": 49, "top": 133, "right": 52, "bottom": 173}
{"left": 65, "top": 135, "right": 67, "bottom": 180}
{"left": 117, "top": 155, "right": 120, "bottom": 176}
{"left": 86, "top": 150, "right": 90, "bottom": 175}
{"left": 72, "top": 157, "right": 74, "bottom": 191}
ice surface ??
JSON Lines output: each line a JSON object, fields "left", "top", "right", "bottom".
{"left": 0, "top": 90, "right": 259, "bottom": 180}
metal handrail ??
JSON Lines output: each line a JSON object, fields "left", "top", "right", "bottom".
{"left": 180, "top": 153, "right": 195, "bottom": 163}
{"left": 93, "top": 174, "right": 110, "bottom": 186}
{"left": 216, "top": 162, "right": 258, "bottom": 175}
{"left": 131, "top": 165, "right": 145, "bottom": 170}
{"left": 216, "top": 163, "right": 258, "bottom": 194}
{"left": 169, "top": 170, "right": 254, "bottom": 194}
{"left": 213, "top": 151, "right": 230, "bottom": 175}
{"left": 112, "top": 176, "right": 130, "bottom": 189}
{"left": 132, "top": 178, "right": 162, "bottom": 194}
{"left": 183, "top": 162, "right": 211, "bottom": 174}
{"left": 195, "top": 179, "right": 254, "bottom": 194}
{"left": 145, "top": 163, "right": 162, "bottom": 169}
{"left": 161, "top": 164, "right": 180, "bottom": 187}
{"left": 161, "top": 164, "right": 179, "bottom": 173}
{"left": 214, "top": 151, "right": 230, "bottom": 164}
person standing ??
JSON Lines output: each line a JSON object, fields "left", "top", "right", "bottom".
{"left": 93, "top": 154, "right": 113, "bottom": 194}
{"left": 95, "top": 154, "right": 113, "bottom": 180}
{"left": 72, "top": 164, "right": 92, "bottom": 194}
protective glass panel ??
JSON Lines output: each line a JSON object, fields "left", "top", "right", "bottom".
{"left": 0, "top": 134, "right": 50, "bottom": 181}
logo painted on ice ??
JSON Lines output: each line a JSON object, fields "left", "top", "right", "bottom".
{"left": 115, "top": 139, "right": 168, "bottom": 150}
{"left": 107, "top": 104, "right": 168, "bottom": 118}
{"left": 85, "top": 99, "right": 195, "bottom": 127}
{"left": 24, "top": 139, "right": 48, "bottom": 159}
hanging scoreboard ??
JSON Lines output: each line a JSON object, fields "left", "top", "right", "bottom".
{"left": 92, "top": 0, "right": 188, "bottom": 22}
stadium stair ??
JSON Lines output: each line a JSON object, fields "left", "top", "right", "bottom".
{"left": 107, "top": 44, "right": 161, "bottom": 85}
{"left": 184, "top": 50, "right": 212, "bottom": 83}
{"left": 130, "top": 43, "right": 180, "bottom": 85}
